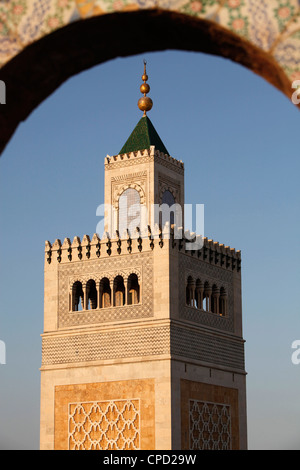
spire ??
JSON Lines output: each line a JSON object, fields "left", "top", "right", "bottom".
{"left": 119, "top": 115, "right": 169, "bottom": 155}
{"left": 119, "top": 61, "right": 169, "bottom": 155}
{"left": 137, "top": 60, "right": 153, "bottom": 116}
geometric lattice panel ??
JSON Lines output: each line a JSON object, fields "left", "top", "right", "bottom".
{"left": 189, "top": 400, "right": 231, "bottom": 450}
{"left": 69, "top": 399, "right": 140, "bottom": 450}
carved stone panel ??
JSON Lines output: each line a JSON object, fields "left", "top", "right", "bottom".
{"left": 68, "top": 399, "right": 140, "bottom": 450}
{"left": 55, "top": 379, "right": 155, "bottom": 450}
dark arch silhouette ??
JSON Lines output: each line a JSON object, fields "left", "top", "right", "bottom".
{"left": 0, "top": 9, "right": 296, "bottom": 156}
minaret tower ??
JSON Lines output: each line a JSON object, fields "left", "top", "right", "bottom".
{"left": 40, "top": 64, "right": 247, "bottom": 450}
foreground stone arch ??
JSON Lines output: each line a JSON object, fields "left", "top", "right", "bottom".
{"left": 0, "top": 1, "right": 299, "bottom": 155}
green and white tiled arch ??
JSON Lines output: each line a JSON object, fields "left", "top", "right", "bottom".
{"left": 1, "top": 0, "right": 300, "bottom": 81}
{"left": 0, "top": 1, "right": 299, "bottom": 155}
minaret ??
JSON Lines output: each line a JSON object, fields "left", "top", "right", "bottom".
{"left": 40, "top": 63, "right": 247, "bottom": 450}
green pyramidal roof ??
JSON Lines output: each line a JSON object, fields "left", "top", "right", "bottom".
{"left": 119, "top": 115, "right": 169, "bottom": 155}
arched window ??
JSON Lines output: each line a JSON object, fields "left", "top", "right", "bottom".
{"left": 100, "top": 277, "right": 111, "bottom": 308}
{"left": 211, "top": 285, "right": 219, "bottom": 314}
{"left": 186, "top": 276, "right": 194, "bottom": 307}
{"left": 127, "top": 273, "right": 140, "bottom": 305}
{"left": 72, "top": 281, "right": 84, "bottom": 312}
{"left": 203, "top": 281, "right": 211, "bottom": 312}
{"left": 119, "top": 188, "right": 141, "bottom": 236}
{"left": 219, "top": 287, "right": 227, "bottom": 316}
{"left": 160, "top": 190, "right": 175, "bottom": 227}
{"left": 86, "top": 279, "right": 97, "bottom": 310}
{"left": 195, "top": 279, "right": 203, "bottom": 310}
{"left": 113, "top": 275, "right": 125, "bottom": 307}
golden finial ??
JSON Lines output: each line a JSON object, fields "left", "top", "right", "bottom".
{"left": 138, "top": 60, "right": 153, "bottom": 116}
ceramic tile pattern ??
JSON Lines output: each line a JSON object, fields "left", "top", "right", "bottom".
{"left": 0, "top": 1, "right": 299, "bottom": 93}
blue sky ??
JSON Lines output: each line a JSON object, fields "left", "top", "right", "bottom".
{"left": 0, "top": 50, "right": 299, "bottom": 450}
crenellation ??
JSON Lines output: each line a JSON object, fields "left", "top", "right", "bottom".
{"left": 61, "top": 237, "right": 71, "bottom": 263}
{"left": 81, "top": 234, "right": 91, "bottom": 260}
{"left": 45, "top": 240, "right": 52, "bottom": 264}
{"left": 154, "top": 148, "right": 184, "bottom": 169}
{"left": 105, "top": 146, "right": 184, "bottom": 171}
{"left": 45, "top": 224, "right": 241, "bottom": 274}
{"left": 170, "top": 226, "right": 241, "bottom": 272}
{"left": 52, "top": 239, "right": 62, "bottom": 263}
{"left": 45, "top": 227, "right": 168, "bottom": 266}
{"left": 90, "top": 233, "right": 101, "bottom": 260}
{"left": 71, "top": 235, "right": 82, "bottom": 261}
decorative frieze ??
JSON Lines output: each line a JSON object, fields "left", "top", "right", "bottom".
{"left": 42, "top": 325, "right": 171, "bottom": 366}
{"left": 41, "top": 322, "right": 245, "bottom": 371}
{"left": 170, "top": 325, "right": 245, "bottom": 371}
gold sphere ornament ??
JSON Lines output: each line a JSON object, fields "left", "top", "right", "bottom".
{"left": 138, "top": 96, "right": 153, "bottom": 113}
{"left": 138, "top": 60, "right": 153, "bottom": 116}
{"left": 140, "top": 83, "right": 150, "bottom": 94}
